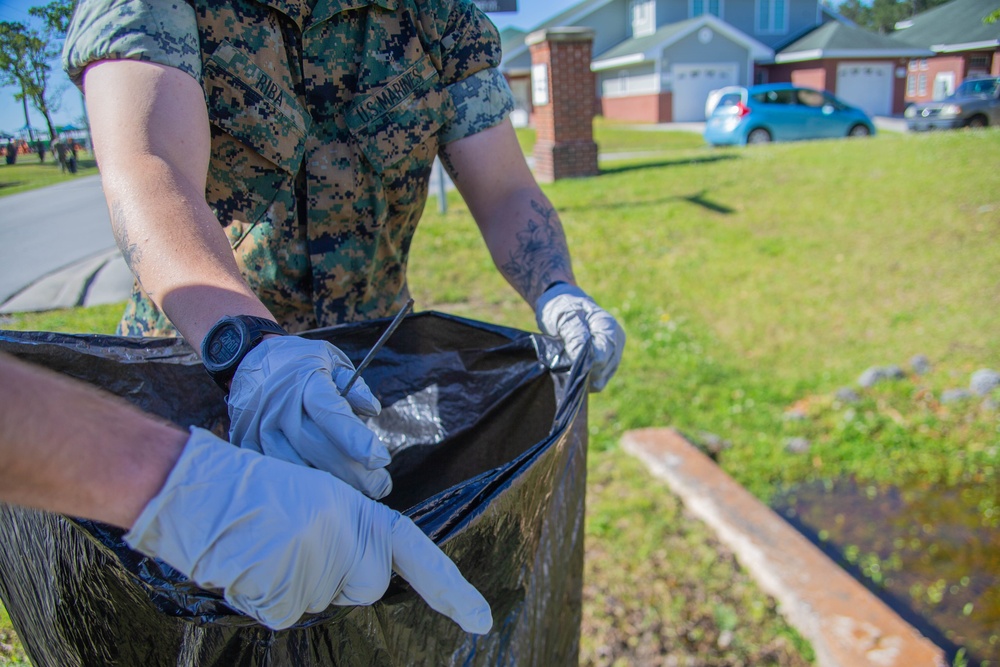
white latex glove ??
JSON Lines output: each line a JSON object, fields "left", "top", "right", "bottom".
{"left": 228, "top": 336, "right": 392, "bottom": 499}
{"left": 126, "top": 427, "right": 493, "bottom": 634}
{"left": 535, "top": 283, "right": 625, "bottom": 392}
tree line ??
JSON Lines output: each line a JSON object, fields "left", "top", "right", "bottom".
{"left": 0, "top": 0, "right": 74, "bottom": 142}
{"left": 826, "top": 0, "right": 990, "bottom": 34}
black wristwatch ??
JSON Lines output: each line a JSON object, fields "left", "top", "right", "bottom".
{"left": 201, "top": 315, "right": 287, "bottom": 390}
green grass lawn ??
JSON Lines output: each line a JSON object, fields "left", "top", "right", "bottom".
{"left": 0, "top": 151, "right": 99, "bottom": 197}
{"left": 412, "top": 126, "right": 999, "bottom": 665}
{"left": 2, "top": 124, "right": 997, "bottom": 665}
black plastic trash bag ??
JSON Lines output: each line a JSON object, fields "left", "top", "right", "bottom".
{"left": 0, "top": 312, "right": 589, "bottom": 666}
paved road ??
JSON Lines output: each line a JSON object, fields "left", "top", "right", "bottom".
{"left": 0, "top": 163, "right": 455, "bottom": 314}
{"left": 0, "top": 121, "right": 905, "bottom": 313}
{"left": 0, "top": 175, "right": 126, "bottom": 312}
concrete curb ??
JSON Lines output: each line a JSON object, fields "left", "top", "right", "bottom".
{"left": 0, "top": 248, "right": 128, "bottom": 314}
{"left": 84, "top": 252, "right": 133, "bottom": 307}
{"left": 621, "top": 428, "right": 946, "bottom": 667}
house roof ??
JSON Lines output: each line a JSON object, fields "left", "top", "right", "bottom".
{"left": 534, "top": 0, "right": 617, "bottom": 31}
{"left": 769, "top": 8, "right": 856, "bottom": 52}
{"left": 593, "top": 19, "right": 693, "bottom": 62}
{"left": 890, "top": 0, "right": 1000, "bottom": 51}
{"left": 776, "top": 20, "right": 935, "bottom": 62}
{"left": 499, "top": 0, "right": 615, "bottom": 66}
{"left": 590, "top": 14, "right": 773, "bottom": 70}
{"left": 498, "top": 25, "right": 527, "bottom": 56}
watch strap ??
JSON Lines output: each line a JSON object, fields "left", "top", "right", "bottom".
{"left": 239, "top": 316, "right": 288, "bottom": 338}
{"left": 202, "top": 315, "right": 287, "bottom": 391}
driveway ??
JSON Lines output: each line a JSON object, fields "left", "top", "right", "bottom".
{"left": 640, "top": 117, "right": 908, "bottom": 134}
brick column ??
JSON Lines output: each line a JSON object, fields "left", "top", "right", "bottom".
{"left": 527, "top": 28, "right": 598, "bottom": 183}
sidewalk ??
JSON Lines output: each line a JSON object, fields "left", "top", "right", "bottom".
{"left": 0, "top": 247, "right": 132, "bottom": 314}
{"left": 0, "top": 174, "right": 125, "bottom": 314}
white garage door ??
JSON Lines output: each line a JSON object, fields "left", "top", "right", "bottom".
{"left": 836, "top": 62, "right": 894, "bottom": 117}
{"left": 672, "top": 63, "right": 739, "bottom": 122}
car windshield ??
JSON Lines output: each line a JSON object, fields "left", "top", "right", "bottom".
{"left": 954, "top": 79, "right": 999, "bottom": 97}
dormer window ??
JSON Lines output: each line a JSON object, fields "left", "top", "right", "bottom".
{"left": 691, "top": 0, "right": 722, "bottom": 18}
{"left": 756, "top": 0, "right": 787, "bottom": 33}
{"left": 630, "top": 0, "right": 656, "bottom": 37}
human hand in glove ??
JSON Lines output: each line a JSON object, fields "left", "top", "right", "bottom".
{"left": 535, "top": 283, "right": 625, "bottom": 392}
{"left": 228, "top": 336, "right": 392, "bottom": 499}
{"left": 126, "top": 427, "right": 493, "bottom": 633}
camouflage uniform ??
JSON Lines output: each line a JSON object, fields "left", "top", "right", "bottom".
{"left": 64, "top": 0, "right": 514, "bottom": 336}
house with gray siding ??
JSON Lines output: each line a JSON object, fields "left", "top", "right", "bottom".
{"left": 499, "top": 0, "right": 935, "bottom": 122}
{"left": 770, "top": 21, "right": 932, "bottom": 117}
{"left": 890, "top": 0, "right": 1000, "bottom": 104}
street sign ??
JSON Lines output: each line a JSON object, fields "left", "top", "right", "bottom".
{"left": 472, "top": 0, "right": 517, "bottom": 12}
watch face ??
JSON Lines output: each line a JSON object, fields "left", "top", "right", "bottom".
{"left": 207, "top": 322, "right": 245, "bottom": 366}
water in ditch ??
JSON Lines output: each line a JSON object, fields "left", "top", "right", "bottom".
{"left": 770, "top": 477, "right": 999, "bottom": 666}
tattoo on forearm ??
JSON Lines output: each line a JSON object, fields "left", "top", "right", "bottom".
{"left": 501, "top": 199, "right": 572, "bottom": 303}
{"left": 110, "top": 200, "right": 143, "bottom": 276}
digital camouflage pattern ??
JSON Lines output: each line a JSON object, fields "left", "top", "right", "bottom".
{"left": 64, "top": 0, "right": 202, "bottom": 88}
{"left": 64, "top": 0, "right": 514, "bottom": 337}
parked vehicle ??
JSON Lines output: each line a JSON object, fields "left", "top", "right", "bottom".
{"left": 705, "top": 86, "right": 744, "bottom": 119}
{"left": 703, "top": 83, "right": 876, "bottom": 146}
{"left": 904, "top": 77, "right": 1000, "bottom": 131}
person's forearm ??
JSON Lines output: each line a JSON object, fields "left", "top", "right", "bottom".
{"left": 101, "top": 153, "right": 272, "bottom": 346}
{"left": 0, "top": 353, "right": 187, "bottom": 529}
{"left": 84, "top": 59, "right": 274, "bottom": 348}
{"left": 441, "top": 120, "right": 575, "bottom": 306}
{"left": 474, "top": 187, "right": 576, "bottom": 305}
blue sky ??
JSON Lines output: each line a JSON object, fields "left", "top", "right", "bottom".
{"left": 0, "top": 0, "right": 581, "bottom": 136}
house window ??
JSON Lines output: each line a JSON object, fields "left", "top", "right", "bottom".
{"left": 756, "top": 0, "right": 787, "bottom": 33}
{"left": 917, "top": 73, "right": 927, "bottom": 95}
{"left": 908, "top": 60, "right": 917, "bottom": 71}
{"left": 970, "top": 55, "right": 989, "bottom": 69}
{"left": 691, "top": 0, "right": 722, "bottom": 18}
{"left": 907, "top": 74, "right": 915, "bottom": 96}
{"left": 630, "top": 0, "right": 656, "bottom": 37}
{"left": 918, "top": 59, "right": 928, "bottom": 70}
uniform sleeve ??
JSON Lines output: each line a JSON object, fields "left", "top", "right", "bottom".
{"left": 63, "top": 0, "right": 201, "bottom": 89}
{"left": 436, "top": 1, "right": 515, "bottom": 144}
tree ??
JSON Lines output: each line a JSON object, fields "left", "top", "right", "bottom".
{"left": 837, "top": 0, "right": 872, "bottom": 27}
{"left": 869, "top": 0, "right": 909, "bottom": 32}
{"left": 0, "top": 21, "right": 61, "bottom": 143}
{"left": 835, "top": 0, "right": 952, "bottom": 33}
{"left": 29, "top": 1, "right": 76, "bottom": 35}
{"left": 31, "top": 1, "right": 84, "bottom": 140}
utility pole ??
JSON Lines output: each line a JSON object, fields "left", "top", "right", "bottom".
{"left": 435, "top": 159, "right": 447, "bottom": 213}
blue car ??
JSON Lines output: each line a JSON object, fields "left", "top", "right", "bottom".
{"left": 704, "top": 83, "right": 876, "bottom": 146}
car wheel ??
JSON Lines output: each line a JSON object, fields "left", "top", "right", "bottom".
{"left": 746, "top": 128, "right": 771, "bottom": 144}
{"left": 966, "top": 115, "right": 988, "bottom": 129}
{"left": 848, "top": 124, "right": 871, "bottom": 137}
